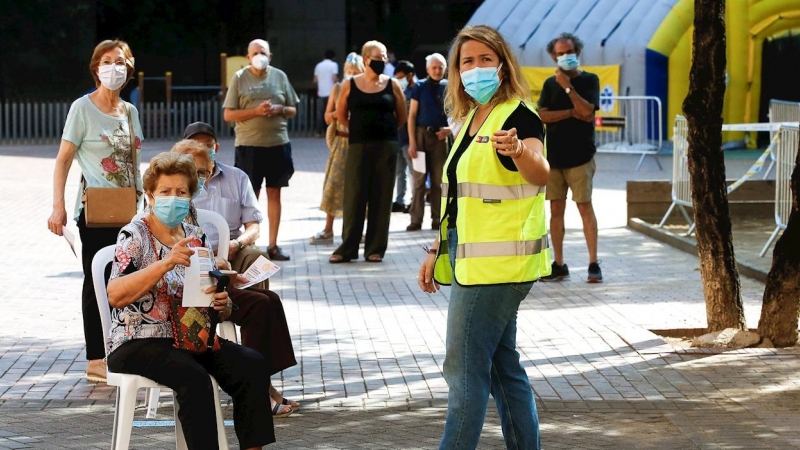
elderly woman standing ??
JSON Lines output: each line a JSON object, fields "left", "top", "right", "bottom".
{"left": 310, "top": 52, "right": 365, "bottom": 244}
{"left": 47, "top": 40, "right": 143, "bottom": 383}
{"left": 329, "top": 41, "right": 407, "bottom": 263}
{"left": 418, "top": 25, "right": 550, "bottom": 449}
{"left": 107, "top": 152, "right": 274, "bottom": 449}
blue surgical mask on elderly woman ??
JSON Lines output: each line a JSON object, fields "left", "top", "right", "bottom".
{"left": 557, "top": 54, "right": 579, "bottom": 71}
{"left": 153, "top": 196, "right": 191, "bottom": 228}
{"left": 460, "top": 64, "right": 503, "bottom": 105}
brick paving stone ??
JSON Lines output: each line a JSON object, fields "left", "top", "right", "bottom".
{"left": 2, "top": 139, "right": 799, "bottom": 448}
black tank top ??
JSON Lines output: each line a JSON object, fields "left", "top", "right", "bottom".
{"left": 347, "top": 78, "right": 397, "bottom": 143}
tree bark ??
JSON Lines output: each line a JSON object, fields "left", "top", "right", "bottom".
{"left": 758, "top": 128, "right": 800, "bottom": 346}
{"left": 682, "top": 0, "right": 746, "bottom": 331}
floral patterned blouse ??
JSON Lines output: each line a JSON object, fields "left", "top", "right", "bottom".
{"left": 107, "top": 219, "right": 210, "bottom": 354}
{"left": 61, "top": 95, "right": 144, "bottom": 222}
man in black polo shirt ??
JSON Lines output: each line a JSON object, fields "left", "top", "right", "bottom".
{"left": 538, "top": 32, "right": 603, "bottom": 283}
{"left": 407, "top": 52, "right": 450, "bottom": 231}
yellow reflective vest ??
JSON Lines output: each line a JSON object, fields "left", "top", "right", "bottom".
{"left": 433, "top": 99, "right": 551, "bottom": 286}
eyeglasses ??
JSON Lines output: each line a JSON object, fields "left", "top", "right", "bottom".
{"left": 197, "top": 169, "right": 212, "bottom": 179}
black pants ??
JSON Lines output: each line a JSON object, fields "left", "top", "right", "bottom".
{"left": 333, "top": 141, "right": 398, "bottom": 259}
{"left": 77, "top": 211, "right": 120, "bottom": 360}
{"left": 107, "top": 338, "right": 274, "bottom": 449}
{"left": 227, "top": 287, "right": 297, "bottom": 376}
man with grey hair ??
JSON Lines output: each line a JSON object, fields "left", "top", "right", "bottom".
{"left": 538, "top": 32, "right": 602, "bottom": 283}
{"left": 407, "top": 52, "right": 450, "bottom": 231}
{"left": 224, "top": 39, "right": 299, "bottom": 261}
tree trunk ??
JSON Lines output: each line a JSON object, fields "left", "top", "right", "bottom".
{"left": 758, "top": 128, "right": 800, "bottom": 346}
{"left": 682, "top": 0, "right": 746, "bottom": 331}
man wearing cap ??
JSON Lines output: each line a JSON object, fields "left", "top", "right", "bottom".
{"left": 407, "top": 52, "right": 450, "bottom": 231}
{"left": 223, "top": 38, "right": 299, "bottom": 261}
{"left": 183, "top": 122, "right": 270, "bottom": 290}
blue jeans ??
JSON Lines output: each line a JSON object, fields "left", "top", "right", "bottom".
{"left": 395, "top": 144, "right": 412, "bottom": 204}
{"left": 440, "top": 228, "right": 540, "bottom": 450}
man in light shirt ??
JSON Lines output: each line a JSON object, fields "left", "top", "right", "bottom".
{"left": 314, "top": 49, "right": 339, "bottom": 135}
{"left": 223, "top": 39, "right": 299, "bottom": 261}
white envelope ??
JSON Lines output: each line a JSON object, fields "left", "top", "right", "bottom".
{"left": 411, "top": 151, "right": 426, "bottom": 173}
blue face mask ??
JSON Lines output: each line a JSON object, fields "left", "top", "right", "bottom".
{"left": 557, "top": 54, "right": 579, "bottom": 71}
{"left": 192, "top": 178, "right": 206, "bottom": 199}
{"left": 153, "top": 196, "right": 191, "bottom": 228}
{"left": 208, "top": 147, "right": 216, "bottom": 163}
{"left": 460, "top": 64, "right": 502, "bottom": 105}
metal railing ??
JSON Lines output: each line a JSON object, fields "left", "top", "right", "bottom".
{"left": 594, "top": 95, "right": 663, "bottom": 171}
{"left": 0, "top": 93, "right": 325, "bottom": 145}
{"left": 765, "top": 99, "right": 800, "bottom": 177}
{"left": 658, "top": 115, "right": 694, "bottom": 231}
{"left": 760, "top": 124, "right": 799, "bottom": 257}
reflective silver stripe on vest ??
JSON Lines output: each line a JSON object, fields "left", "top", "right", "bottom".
{"left": 441, "top": 182, "right": 544, "bottom": 201}
{"left": 456, "top": 235, "right": 550, "bottom": 259}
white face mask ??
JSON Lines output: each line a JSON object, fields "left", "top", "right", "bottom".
{"left": 98, "top": 64, "right": 127, "bottom": 91}
{"left": 251, "top": 54, "right": 270, "bottom": 70}
{"left": 397, "top": 77, "right": 409, "bottom": 90}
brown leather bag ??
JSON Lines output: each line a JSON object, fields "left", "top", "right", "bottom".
{"left": 83, "top": 103, "right": 139, "bottom": 228}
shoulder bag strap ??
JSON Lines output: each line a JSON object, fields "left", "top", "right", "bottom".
{"left": 126, "top": 102, "right": 139, "bottom": 189}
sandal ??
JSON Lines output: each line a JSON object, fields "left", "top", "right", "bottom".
{"left": 310, "top": 230, "right": 334, "bottom": 245}
{"left": 271, "top": 401, "right": 294, "bottom": 418}
{"left": 270, "top": 385, "right": 301, "bottom": 409}
{"left": 329, "top": 254, "right": 352, "bottom": 264}
{"left": 366, "top": 254, "right": 383, "bottom": 263}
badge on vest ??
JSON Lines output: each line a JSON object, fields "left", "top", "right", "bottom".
{"left": 476, "top": 136, "right": 490, "bottom": 143}
{"left": 483, "top": 199, "right": 501, "bottom": 203}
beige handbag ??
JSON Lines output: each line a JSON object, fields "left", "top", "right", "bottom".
{"left": 83, "top": 103, "right": 138, "bottom": 228}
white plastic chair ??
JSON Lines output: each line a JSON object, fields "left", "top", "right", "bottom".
{"left": 134, "top": 209, "right": 239, "bottom": 417}
{"left": 92, "top": 244, "right": 230, "bottom": 450}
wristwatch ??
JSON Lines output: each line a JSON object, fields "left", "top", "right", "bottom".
{"left": 565, "top": 87, "right": 572, "bottom": 94}
{"left": 234, "top": 239, "right": 244, "bottom": 251}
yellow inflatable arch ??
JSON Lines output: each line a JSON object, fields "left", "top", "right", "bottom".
{"left": 647, "top": 0, "right": 800, "bottom": 142}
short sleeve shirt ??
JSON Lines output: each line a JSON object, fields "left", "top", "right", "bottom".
{"left": 61, "top": 95, "right": 145, "bottom": 222}
{"left": 538, "top": 71, "right": 600, "bottom": 168}
{"left": 108, "top": 220, "right": 209, "bottom": 354}
{"left": 314, "top": 59, "right": 339, "bottom": 97}
{"left": 223, "top": 66, "right": 300, "bottom": 148}
{"left": 191, "top": 162, "right": 263, "bottom": 249}
{"left": 410, "top": 79, "right": 449, "bottom": 129}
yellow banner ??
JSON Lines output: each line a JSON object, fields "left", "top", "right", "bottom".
{"left": 521, "top": 65, "right": 620, "bottom": 116}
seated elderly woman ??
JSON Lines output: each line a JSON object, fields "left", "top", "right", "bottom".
{"left": 106, "top": 152, "right": 274, "bottom": 450}
{"left": 171, "top": 138, "right": 297, "bottom": 418}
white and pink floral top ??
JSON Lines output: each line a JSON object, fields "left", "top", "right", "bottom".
{"left": 107, "top": 219, "right": 208, "bottom": 355}
{"left": 61, "top": 95, "right": 144, "bottom": 222}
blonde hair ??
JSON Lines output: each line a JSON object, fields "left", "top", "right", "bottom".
{"left": 89, "top": 40, "right": 135, "bottom": 88}
{"left": 142, "top": 152, "right": 199, "bottom": 198}
{"left": 344, "top": 52, "right": 365, "bottom": 73}
{"left": 361, "top": 40, "right": 386, "bottom": 61}
{"left": 445, "top": 25, "right": 530, "bottom": 122}
{"left": 170, "top": 139, "right": 212, "bottom": 169}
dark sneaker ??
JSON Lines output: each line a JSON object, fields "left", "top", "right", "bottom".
{"left": 406, "top": 223, "right": 422, "bottom": 231}
{"left": 267, "top": 246, "right": 291, "bottom": 261}
{"left": 391, "top": 202, "right": 406, "bottom": 213}
{"left": 403, "top": 205, "right": 410, "bottom": 214}
{"left": 541, "top": 262, "right": 569, "bottom": 282}
{"left": 588, "top": 261, "right": 603, "bottom": 283}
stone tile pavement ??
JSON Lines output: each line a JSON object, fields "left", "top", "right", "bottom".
{"left": 1, "top": 138, "right": 798, "bottom": 449}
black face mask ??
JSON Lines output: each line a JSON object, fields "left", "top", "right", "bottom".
{"left": 368, "top": 58, "right": 386, "bottom": 74}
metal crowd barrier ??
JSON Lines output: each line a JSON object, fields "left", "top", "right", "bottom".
{"left": 765, "top": 99, "right": 800, "bottom": 177}
{"left": 760, "top": 124, "right": 799, "bottom": 257}
{"left": 594, "top": 95, "right": 663, "bottom": 171}
{"left": 658, "top": 115, "right": 693, "bottom": 231}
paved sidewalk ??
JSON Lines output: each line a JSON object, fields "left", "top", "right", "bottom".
{"left": 1, "top": 138, "right": 798, "bottom": 449}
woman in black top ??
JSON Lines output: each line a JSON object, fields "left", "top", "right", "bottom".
{"left": 330, "top": 40, "right": 407, "bottom": 263}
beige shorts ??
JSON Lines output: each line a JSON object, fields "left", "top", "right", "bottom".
{"left": 545, "top": 158, "right": 596, "bottom": 203}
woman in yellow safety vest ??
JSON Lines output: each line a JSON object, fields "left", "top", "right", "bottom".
{"left": 417, "top": 25, "right": 551, "bottom": 450}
